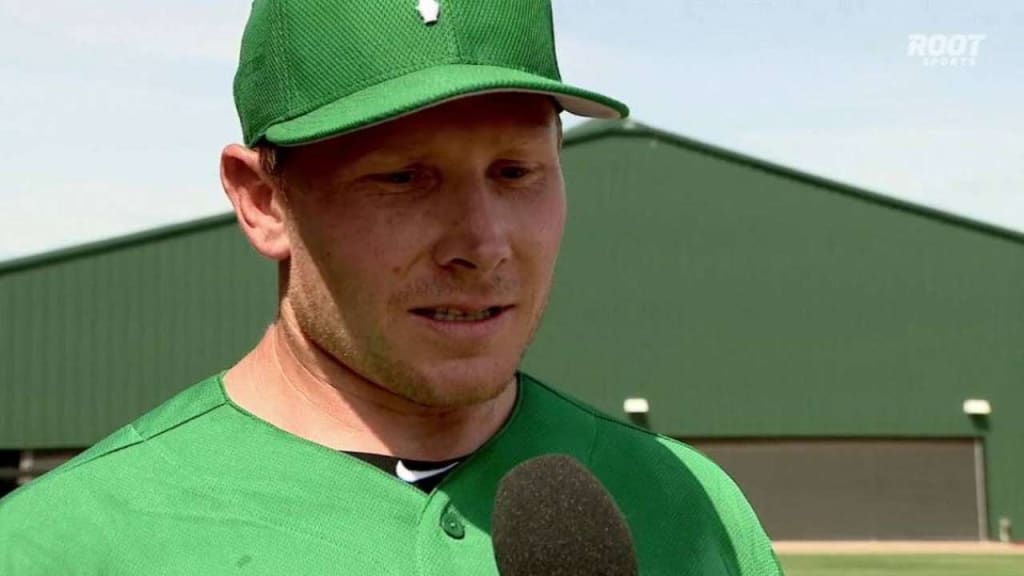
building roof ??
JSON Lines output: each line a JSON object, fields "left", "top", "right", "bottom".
{"left": 563, "top": 119, "right": 1024, "bottom": 246}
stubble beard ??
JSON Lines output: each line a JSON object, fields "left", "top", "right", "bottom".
{"left": 289, "top": 274, "right": 554, "bottom": 410}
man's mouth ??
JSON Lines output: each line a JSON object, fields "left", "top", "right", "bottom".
{"left": 411, "top": 306, "right": 510, "bottom": 323}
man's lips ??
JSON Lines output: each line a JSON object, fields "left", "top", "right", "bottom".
{"left": 410, "top": 305, "right": 514, "bottom": 322}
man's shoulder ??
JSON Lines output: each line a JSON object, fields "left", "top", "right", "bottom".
{"left": 520, "top": 372, "right": 720, "bottom": 463}
{"left": 518, "top": 373, "right": 783, "bottom": 575}
{"left": 13, "top": 373, "right": 226, "bottom": 492}
{"left": 0, "top": 375, "right": 227, "bottom": 538}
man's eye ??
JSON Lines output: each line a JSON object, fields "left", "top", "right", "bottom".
{"left": 381, "top": 170, "right": 418, "bottom": 185}
{"left": 497, "top": 166, "right": 529, "bottom": 179}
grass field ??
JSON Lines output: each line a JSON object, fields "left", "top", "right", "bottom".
{"left": 778, "top": 554, "right": 1024, "bottom": 576}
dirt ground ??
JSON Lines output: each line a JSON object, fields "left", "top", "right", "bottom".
{"left": 773, "top": 541, "right": 1024, "bottom": 555}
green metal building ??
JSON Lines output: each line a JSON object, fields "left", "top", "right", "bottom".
{"left": 2, "top": 119, "right": 1021, "bottom": 542}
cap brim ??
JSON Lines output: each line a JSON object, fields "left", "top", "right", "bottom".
{"left": 262, "top": 63, "right": 628, "bottom": 147}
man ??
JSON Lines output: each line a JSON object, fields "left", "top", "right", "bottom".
{"left": 0, "top": 1, "right": 783, "bottom": 574}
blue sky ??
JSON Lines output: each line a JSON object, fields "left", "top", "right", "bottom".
{"left": 1, "top": 0, "right": 1020, "bottom": 261}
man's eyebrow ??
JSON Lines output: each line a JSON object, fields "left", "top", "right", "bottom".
{"left": 340, "top": 143, "right": 425, "bottom": 166}
{"left": 499, "top": 138, "right": 550, "bottom": 152}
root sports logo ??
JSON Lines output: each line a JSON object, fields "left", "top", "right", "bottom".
{"left": 907, "top": 34, "right": 987, "bottom": 67}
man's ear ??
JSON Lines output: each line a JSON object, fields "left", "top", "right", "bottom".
{"left": 220, "top": 144, "right": 291, "bottom": 261}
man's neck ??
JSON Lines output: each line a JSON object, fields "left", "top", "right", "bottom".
{"left": 223, "top": 317, "right": 518, "bottom": 461}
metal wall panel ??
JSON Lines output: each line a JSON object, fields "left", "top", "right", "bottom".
{"left": 0, "top": 216, "right": 276, "bottom": 448}
{"left": 689, "top": 439, "right": 982, "bottom": 540}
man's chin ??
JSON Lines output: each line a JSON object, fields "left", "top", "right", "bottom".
{"left": 391, "top": 359, "right": 519, "bottom": 410}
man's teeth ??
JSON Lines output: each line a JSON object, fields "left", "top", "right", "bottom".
{"left": 428, "top": 307, "right": 497, "bottom": 322}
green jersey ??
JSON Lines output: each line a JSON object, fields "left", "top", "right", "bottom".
{"left": 0, "top": 373, "right": 782, "bottom": 575}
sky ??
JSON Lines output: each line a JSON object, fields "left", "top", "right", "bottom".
{"left": 0, "top": 0, "right": 1021, "bottom": 262}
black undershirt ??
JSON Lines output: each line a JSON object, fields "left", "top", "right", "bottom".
{"left": 344, "top": 451, "right": 467, "bottom": 493}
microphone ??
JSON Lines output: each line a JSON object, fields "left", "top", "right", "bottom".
{"left": 491, "top": 454, "right": 639, "bottom": 576}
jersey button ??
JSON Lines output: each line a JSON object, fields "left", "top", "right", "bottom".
{"left": 441, "top": 506, "right": 466, "bottom": 540}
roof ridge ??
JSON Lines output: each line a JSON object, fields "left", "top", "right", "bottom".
{"left": 0, "top": 213, "right": 237, "bottom": 276}
{"left": 563, "top": 119, "right": 1024, "bottom": 247}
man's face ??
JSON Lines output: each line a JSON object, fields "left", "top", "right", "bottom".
{"left": 279, "top": 93, "right": 565, "bottom": 408}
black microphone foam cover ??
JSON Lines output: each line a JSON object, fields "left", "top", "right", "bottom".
{"left": 492, "top": 454, "right": 639, "bottom": 576}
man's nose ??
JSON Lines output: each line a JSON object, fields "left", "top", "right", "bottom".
{"left": 431, "top": 182, "right": 512, "bottom": 275}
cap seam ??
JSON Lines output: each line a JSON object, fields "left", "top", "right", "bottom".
{"left": 277, "top": 0, "right": 293, "bottom": 124}
{"left": 447, "top": 0, "right": 462, "bottom": 59}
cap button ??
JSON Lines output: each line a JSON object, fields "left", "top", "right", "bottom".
{"left": 441, "top": 506, "right": 465, "bottom": 540}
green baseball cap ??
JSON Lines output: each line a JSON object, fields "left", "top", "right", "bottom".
{"left": 233, "top": 0, "right": 629, "bottom": 148}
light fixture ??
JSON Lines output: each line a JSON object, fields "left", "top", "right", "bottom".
{"left": 963, "top": 399, "right": 992, "bottom": 416}
{"left": 623, "top": 398, "right": 650, "bottom": 414}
